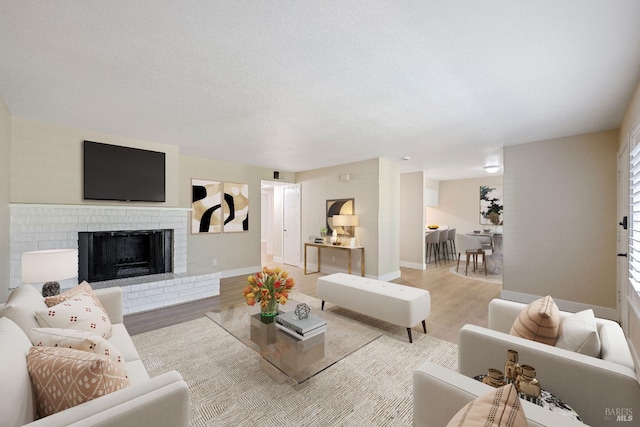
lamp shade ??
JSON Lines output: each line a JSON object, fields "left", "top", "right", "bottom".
{"left": 332, "top": 215, "right": 359, "bottom": 226}
{"left": 22, "top": 249, "right": 78, "bottom": 284}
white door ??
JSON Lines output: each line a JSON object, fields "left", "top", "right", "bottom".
{"left": 283, "top": 186, "right": 301, "bottom": 267}
{"left": 617, "top": 144, "right": 630, "bottom": 331}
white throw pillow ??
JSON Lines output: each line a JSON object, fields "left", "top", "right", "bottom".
{"left": 0, "top": 284, "right": 47, "bottom": 334}
{"left": 29, "top": 327, "right": 127, "bottom": 371}
{"left": 34, "top": 293, "right": 112, "bottom": 339}
{"left": 555, "top": 309, "right": 601, "bottom": 357}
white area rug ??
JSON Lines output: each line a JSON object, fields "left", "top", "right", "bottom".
{"left": 132, "top": 313, "right": 457, "bottom": 426}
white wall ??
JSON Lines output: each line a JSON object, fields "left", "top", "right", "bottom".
{"left": 378, "top": 158, "right": 401, "bottom": 280}
{"left": 0, "top": 97, "right": 11, "bottom": 303}
{"left": 400, "top": 171, "right": 425, "bottom": 269}
{"left": 6, "top": 117, "right": 295, "bottom": 284}
{"left": 297, "top": 158, "right": 394, "bottom": 279}
{"left": 10, "top": 118, "right": 180, "bottom": 206}
{"left": 426, "top": 175, "right": 503, "bottom": 236}
{"left": 179, "top": 155, "right": 291, "bottom": 277}
{"left": 503, "top": 130, "right": 618, "bottom": 314}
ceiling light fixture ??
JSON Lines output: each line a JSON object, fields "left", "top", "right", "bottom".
{"left": 483, "top": 165, "right": 500, "bottom": 173}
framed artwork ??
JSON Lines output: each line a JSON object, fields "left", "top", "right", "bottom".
{"left": 191, "top": 179, "right": 223, "bottom": 234}
{"left": 223, "top": 182, "right": 249, "bottom": 232}
{"left": 326, "top": 198, "right": 354, "bottom": 234}
{"left": 480, "top": 186, "right": 503, "bottom": 225}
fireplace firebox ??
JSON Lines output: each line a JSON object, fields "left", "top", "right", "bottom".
{"left": 78, "top": 229, "right": 173, "bottom": 282}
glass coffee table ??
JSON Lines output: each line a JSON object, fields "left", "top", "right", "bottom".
{"left": 206, "top": 296, "right": 382, "bottom": 384}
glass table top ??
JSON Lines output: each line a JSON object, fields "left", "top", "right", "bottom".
{"left": 206, "top": 295, "right": 382, "bottom": 383}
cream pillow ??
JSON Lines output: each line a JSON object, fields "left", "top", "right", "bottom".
{"left": 35, "top": 293, "right": 112, "bottom": 339}
{"left": 446, "top": 383, "right": 527, "bottom": 427}
{"left": 555, "top": 309, "right": 601, "bottom": 357}
{"left": 45, "top": 281, "right": 107, "bottom": 313}
{"left": 27, "top": 346, "right": 129, "bottom": 418}
{"left": 0, "top": 284, "right": 47, "bottom": 334}
{"left": 29, "top": 327, "right": 127, "bottom": 371}
{"left": 510, "top": 295, "right": 560, "bottom": 345}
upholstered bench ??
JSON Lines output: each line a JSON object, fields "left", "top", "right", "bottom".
{"left": 317, "top": 273, "right": 431, "bottom": 342}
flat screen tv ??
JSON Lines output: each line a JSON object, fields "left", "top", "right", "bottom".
{"left": 83, "top": 141, "right": 166, "bottom": 202}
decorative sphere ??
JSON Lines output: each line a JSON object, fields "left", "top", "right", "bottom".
{"left": 294, "top": 303, "right": 311, "bottom": 319}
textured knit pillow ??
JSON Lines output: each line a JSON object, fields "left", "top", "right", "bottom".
{"left": 510, "top": 295, "right": 560, "bottom": 345}
{"left": 45, "top": 281, "right": 107, "bottom": 313}
{"left": 29, "top": 327, "right": 127, "bottom": 371}
{"left": 35, "top": 293, "right": 112, "bottom": 339}
{"left": 446, "top": 383, "right": 527, "bottom": 427}
{"left": 26, "top": 346, "right": 129, "bottom": 418}
{"left": 555, "top": 309, "right": 601, "bottom": 357}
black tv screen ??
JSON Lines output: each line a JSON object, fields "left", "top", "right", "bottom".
{"left": 83, "top": 141, "right": 166, "bottom": 202}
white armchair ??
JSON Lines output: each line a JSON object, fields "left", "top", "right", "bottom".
{"left": 458, "top": 299, "right": 639, "bottom": 427}
{"left": 413, "top": 361, "right": 586, "bottom": 426}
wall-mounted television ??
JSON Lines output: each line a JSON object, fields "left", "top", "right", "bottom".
{"left": 83, "top": 141, "right": 166, "bottom": 202}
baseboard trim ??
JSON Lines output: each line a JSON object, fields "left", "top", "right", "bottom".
{"left": 219, "top": 265, "right": 262, "bottom": 279}
{"left": 400, "top": 260, "right": 426, "bottom": 270}
{"left": 500, "top": 290, "right": 618, "bottom": 320}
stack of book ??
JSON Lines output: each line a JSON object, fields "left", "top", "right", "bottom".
{"left": 276, "top": 311, "right": 326, "bottom": 340}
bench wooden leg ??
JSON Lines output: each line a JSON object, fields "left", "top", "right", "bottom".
{"left": 422, "top": 320, "right": 427, "bottom": 334}
{"left": 407, "top": 328, "right": 413, "bottom": 343}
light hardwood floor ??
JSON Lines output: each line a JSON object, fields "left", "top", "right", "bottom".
{"left": 124, "top": 256, "right": 501, "bottom": 344}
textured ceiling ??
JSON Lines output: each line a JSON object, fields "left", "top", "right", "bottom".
{"left": 2, "top": 1, "right": 640, "bottom": 180}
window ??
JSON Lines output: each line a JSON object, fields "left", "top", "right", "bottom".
{"left": 630, "top": 142, "right": 640, "bottom": 293}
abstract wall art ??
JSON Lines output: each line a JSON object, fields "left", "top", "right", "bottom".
{"left": 480, "top": 185, "right": 504, "bottom": 225}
{"left": 192, "top": 179, "right": 222, "bottom": 234}
{"left": 223, "top": 182, "right": 249, "bottom": 232}
{"left": 326, "top": 198, "right": 354, "bottom": 234}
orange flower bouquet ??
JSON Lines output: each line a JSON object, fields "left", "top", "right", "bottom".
{"left": 243, "top": 267, "right": 295, "bottom": 317}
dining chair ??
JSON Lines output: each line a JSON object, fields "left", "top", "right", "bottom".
{"left": 447, "top": 228, "right": 456, "bottom": 257}
{"left": 456, "top": 234, "right": 487, "bottom": 275}
{"left": 438, "top": 229, "right": 450, "bottom": 263}
{"left": 425, "top": 230, "right": 441, "bottom": 267}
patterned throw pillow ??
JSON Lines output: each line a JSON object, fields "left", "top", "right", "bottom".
{"left": 45, "top": 281, "right": 107, "bottom": 313}
{"left": 35, "top": 293, "right": 112, "bottom": 339}
{"left": 446, "top": 383, "right": 527, "bottom": 427}
{"left": 27, "top": 346, "right": 130, "bottom": 418}
{"left": 28, "top": 327, "right": 127, "bottom": 371}
{"left": 510, "top": 295, "right": 560, "bottom": 345}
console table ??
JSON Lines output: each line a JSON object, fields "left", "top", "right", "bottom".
{"left": 304, "top": 243, "right": 365, "bottom": 277}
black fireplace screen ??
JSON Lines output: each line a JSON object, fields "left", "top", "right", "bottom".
{"left": 78, "top": 229, "right": 173, "bottom": 282}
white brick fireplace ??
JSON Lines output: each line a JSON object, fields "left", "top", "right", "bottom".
{"left": 9, "top": 204, "right": 220, "bottom": 314}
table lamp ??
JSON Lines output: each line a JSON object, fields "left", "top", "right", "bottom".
{"left": 332, "top": 214, "right": 359, "bottom": 238}
{"left": 22, "top": 249, "right": 78, "bottom": 296}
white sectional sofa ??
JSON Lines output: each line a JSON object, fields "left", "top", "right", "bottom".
{"left": 0, "top": 285, "right": 189, "bottom": 427}
{"left": 458, "top": 298, "right": 639, "bottom": 427}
